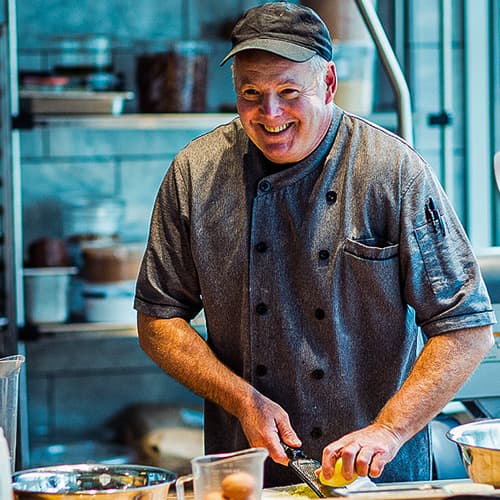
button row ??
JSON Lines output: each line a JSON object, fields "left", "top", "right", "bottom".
{"left": 255, "top": 303, "right": 326, "bottom": 320}
{"left": 257, "top": 181, "right": 337, "bottom": 207}
{"left": 254, "top": 243, "right": 329, "bottom": 260}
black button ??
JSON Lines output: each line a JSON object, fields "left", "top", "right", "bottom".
{"left": 311, "top": 427, "right": 323, "bottom": 438}
{"left": 255, "top": 242, "right": 268, "bottom": 253}
{"left": 256, "top": 364, "right": 267, "bottom": 376}
{"left": 326, "top": 191, "right": 337, "bottom": 204}
{"left": 319, "top": 249, "right": 330, "bottom": 260}
{"left": 256, "top": 303, "right": 268, "bottom": 315}
{"left": 311, "top": 369, "right": 325, "bottom": 380}
{"left": 315, "top": 308, "right": 325, "bottom": 320}
{"left": 259, "top": 180, "right": 272, "bottom": 193}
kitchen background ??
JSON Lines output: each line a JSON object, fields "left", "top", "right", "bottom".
{"left": 1, "top": 0, "right": 499, "bottom": 476}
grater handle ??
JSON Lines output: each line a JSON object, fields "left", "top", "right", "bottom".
{"left": 281, "top": 442, "right": 306, "bottom": 461}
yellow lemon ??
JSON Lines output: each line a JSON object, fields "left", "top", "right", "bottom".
{"left": 318, "top": 458, "right": 358, "bottom": 487}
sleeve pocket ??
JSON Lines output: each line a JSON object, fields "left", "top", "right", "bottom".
{"left": 343, "top": 237, "right": 400, "bottom": 261}
{"left": 413, "top": 218, "right": 467, "bottom": 296}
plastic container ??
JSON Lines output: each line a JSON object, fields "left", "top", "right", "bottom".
{"left": 81, "top": 243, "right": 144, "bottom": 283}
{"left": 50, "top": 35, "right": 113, "bottom": 75}
{"left": 301, "top": 0, "right": 376, "bottom": 42}
{"left": 333, "top": 42, "right": 375, "bottom": 115}
{"left": 63, "top": 196, "right": 125, "bottom": 240}
{"left": 27, "top": 237, "right": 70, "bottom": 267}
{"left": 136, "top": 40, "right": 209, "bottom": 112}
{"left": 300, "top": 1, "right": 377, "bottom": 115}
{"left": 62, "top": 196, "right": 125, "bottom": 268}
{"left": 0, "top": 355, "right": 25, "bottom": 473}
{"left": 176, "top": 448, "right": 268, "bottom": 500}
{"left": 82, "top": 280, "right": 136, "bottom": 323}
{"left": 24, "top": 267, "right": 77, "bottom": 323}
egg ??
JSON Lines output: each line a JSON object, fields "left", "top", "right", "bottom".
{"left": 221, "top": 471, "right": 257, "bottom": 500}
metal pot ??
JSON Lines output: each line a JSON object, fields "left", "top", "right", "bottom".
{"left": 446, "top": 418, "right": 500, "bottom": 487}
{"left": 12, "top": 464, "right": 177, "bottom": 500}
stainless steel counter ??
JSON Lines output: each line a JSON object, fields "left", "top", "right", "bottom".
{"left": 168, "top": 480, "right": 499, "bottom": 500}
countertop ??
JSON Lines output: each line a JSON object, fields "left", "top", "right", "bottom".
{"left": 168, "top": 480, "right": 500, "bottom": 500}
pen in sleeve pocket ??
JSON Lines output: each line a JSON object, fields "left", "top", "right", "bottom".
{"left": 425, "top": 197, "right": 446, "bottom": 236}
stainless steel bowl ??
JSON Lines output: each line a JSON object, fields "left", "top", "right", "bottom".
{"left": 446, "top": 418, "right": 500, "bottom": 487}
{"left": 12, "top": 464, "right": 177, "bottom": 500}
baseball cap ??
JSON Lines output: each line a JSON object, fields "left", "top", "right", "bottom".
{"left": 220, "top": 2, "right": 333, "bottom": 66}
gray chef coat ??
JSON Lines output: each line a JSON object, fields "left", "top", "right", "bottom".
{"left": 135, "top": 105, "right": 496, "bottom": 486}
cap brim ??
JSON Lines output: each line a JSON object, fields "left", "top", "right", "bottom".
{"left": 220, "top": 38, "right": 316, "bottom": 66}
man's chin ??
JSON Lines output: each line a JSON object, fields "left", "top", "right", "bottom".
{"left": 259, "top": 143, "right": 296, "bottom": 164}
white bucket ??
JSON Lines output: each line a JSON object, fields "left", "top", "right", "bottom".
{"left": 82, "top": 280, "right": 136, "bottom": 323}
{"left": 24, "top": 267, "right": 77, "bottom": 323}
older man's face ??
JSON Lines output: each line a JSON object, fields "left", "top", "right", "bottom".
{"left": 233, "top": 51, "right": 336, "bottom": 164}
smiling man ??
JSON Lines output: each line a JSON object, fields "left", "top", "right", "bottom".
{"left": 233, "top": 50, "right": 336, "bottom": 164}
{"left": 135, "top": 2, "right": 495, "bottom": 488}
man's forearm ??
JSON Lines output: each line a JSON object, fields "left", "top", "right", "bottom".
{"left": 374, "top": 325, "right": 494, "bottom": 442}
{"left": 137, "top": 312, "right": 256, "bottom": 419}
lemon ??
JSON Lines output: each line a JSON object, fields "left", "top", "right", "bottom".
{"left": 318, "top": 458, "right": 358, "bottom": 487}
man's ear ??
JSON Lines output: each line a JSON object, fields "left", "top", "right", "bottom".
{"left": 325, "top": 61, "right": 337, "bottom": 104}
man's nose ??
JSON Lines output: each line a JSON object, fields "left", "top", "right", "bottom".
{"left": 261, "top": 93, "right": 282, "bottom": 116}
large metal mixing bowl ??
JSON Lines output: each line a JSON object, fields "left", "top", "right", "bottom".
{"left": 12, "top": 463, "right": 177, "bottom": 500}
{"left": 446, "top": 418, "right": 500, "bottom": 487}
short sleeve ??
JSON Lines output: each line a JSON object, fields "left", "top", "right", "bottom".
{"left": 399, "top": 163, "right": 495, "bottom": 336}
{"left": 134, "top": 156, "right": 202, "bottom": 320}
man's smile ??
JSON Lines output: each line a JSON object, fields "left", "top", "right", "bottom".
{"left": 262, "top": 123, "right": 292, "bottom": 133}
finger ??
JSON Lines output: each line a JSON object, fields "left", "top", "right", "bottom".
{"left": 321, "top": 446, "right": 341, "bottom": 478}
{"left": 267, "top": 439, "right": 289, "bottom": 465}
{"left": 277, "top": 419, "right": 302, "bottom": 448}
{"left": 355, "top": 447, "right": 374, "bottom": 477}
{"left": 339, "top": 448, "right": 358, "bottom": 480}
{"left": 369, "top": 452, "right": 386, "bottom": 478}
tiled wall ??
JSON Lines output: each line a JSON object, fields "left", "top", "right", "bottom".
{"left": 16, "top": 0, "right": 468, "bottom": 454}
{"left": 20, "top": 126, "right": 207, "bottom": 246}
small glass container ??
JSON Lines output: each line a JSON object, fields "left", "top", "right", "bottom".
{"left": 136, "top": 40, "right": 209, "bottom": 113}
{"left": 53, "top": 35, "right": 112, "bottom": 75}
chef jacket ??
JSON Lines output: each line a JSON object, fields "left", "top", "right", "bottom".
{"left": 135, "top": 104, "right": 496, "bottom": 486}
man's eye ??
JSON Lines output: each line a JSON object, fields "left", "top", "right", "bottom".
{"left": 241, "top": 89, "right": 260, "bottom": 99}
{"left": 281, "top": 88, "right": 300, "bottom": 99}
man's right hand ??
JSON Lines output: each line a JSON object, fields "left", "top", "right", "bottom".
{"left": 237, "top": 390, "right": 302, "bottom": 465}
{"left": 138, "top": 314, "right": 302, "bottom": 465}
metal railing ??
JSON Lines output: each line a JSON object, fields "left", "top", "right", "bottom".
{"left": 354, "top": 0, "right": 413, "bottom": 145}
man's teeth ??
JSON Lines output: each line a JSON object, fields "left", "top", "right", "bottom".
{"left": 264, "top": 123, "right": 289, "bottom": 133}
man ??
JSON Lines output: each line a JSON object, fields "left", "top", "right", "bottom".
{"left": 135, "top": 2, "right": 495, "bottom": 487}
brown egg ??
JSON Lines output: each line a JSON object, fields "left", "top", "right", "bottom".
{"left": 221, "top": 472, "right": 257, "bottom": 500}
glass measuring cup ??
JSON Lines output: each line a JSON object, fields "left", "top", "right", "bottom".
{"left": 0, "top": 354, "right": 25, "bottom": 471}
{"left": 176, "top": 448, "right": 268, "bottom": 500}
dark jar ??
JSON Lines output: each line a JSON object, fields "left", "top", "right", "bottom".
{"left": 136, "top": 40, "right": 209, "bottom": 113}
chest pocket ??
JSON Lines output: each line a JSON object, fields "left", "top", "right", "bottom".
{"left": 341, "top": 238, "right": 400, "bottom": 303}
{"left": 343, "top": 237, "right": 399, "bottom": 261}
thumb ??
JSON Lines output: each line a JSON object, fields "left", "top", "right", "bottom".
{"left": 278, "top": 422, "right": 302, "bottom": 449}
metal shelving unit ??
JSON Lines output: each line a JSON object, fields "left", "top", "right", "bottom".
{"left": 0, "top": 0, "right": 23, "bottom": 355}
{"left": 29, "top": 111, "right": 399, "bottom": 131}
{"left": 1, "top": 0, "right": 30, "bottom": 470}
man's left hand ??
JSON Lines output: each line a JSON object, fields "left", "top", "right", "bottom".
{"left": 321, "top": 423, "right": 402, "bottom": 480}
